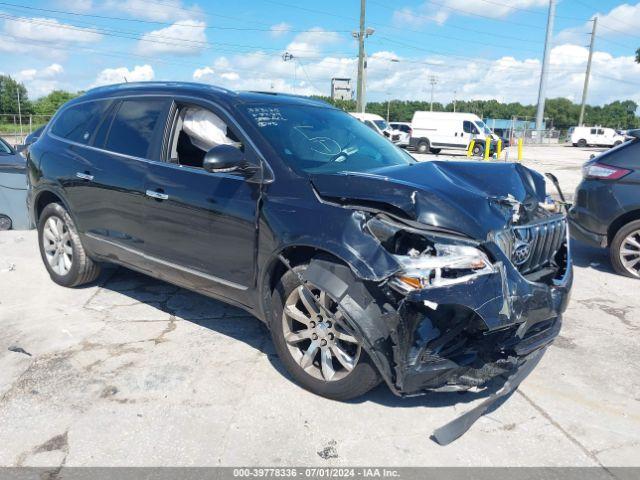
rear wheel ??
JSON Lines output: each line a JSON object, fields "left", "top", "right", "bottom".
{"left": 416, "top": 140, "right": 430, "bottom": 154}
{"left": 611, "top": 221, "right": 640, "bottom": 279}
{"left": 577, "top": 139, "right": 587, "bottom": 147}
{"left": 270, "top": 264, "right": 381, "bottom": 400}
{"left": 38, "top": 203, "right": 101, "bottom": 287}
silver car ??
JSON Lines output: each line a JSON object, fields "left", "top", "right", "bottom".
{"left": 0, "top": 137, "right": 29, "bottom": 230}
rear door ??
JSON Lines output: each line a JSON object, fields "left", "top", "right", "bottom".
{"left": 80, "top": 97, "right": 172, "bottom": 268}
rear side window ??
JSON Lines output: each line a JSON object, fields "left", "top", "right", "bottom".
{"left": 104, "top": 99, "right": 169, "bottom": 159}
{"left": 51, "top": 100, "right": 111, "bottom": 144}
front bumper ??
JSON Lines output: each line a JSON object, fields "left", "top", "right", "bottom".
{"left": 303, "top": 238, "right": 572, "bottom": 396}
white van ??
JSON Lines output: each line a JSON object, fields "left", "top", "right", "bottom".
{"left": 349, "top": 113, "right": 399, "bottom": 143}
{"left": 570, "top": 126, "right": 626, "bottom": 148}
{"left": 410, "top": 111, "right": 498, "bottom": 155}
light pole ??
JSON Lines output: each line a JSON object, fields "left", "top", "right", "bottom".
{"left": 579, "top": 17, "right": 597, "bottom": 126}
{"left": 429, "top": 75, "right": 438, "bottom": 112}
{"left": 535, "top": 0, "right": 556, "bottom": 141}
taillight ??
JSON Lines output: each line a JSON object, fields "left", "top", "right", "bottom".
{"left": 583, "top": 162, "right": 632, "bottom": 180}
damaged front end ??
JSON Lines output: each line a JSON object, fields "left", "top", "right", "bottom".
{"left": 302, "top": 162, "right": 572, "bottom": 399}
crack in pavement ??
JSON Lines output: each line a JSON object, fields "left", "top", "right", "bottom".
{"left": 517, "top": 390, "right": 616, "bottom": 476}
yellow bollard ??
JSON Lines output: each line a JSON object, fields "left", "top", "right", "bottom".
{"left": 467, "top": 140, "right": 475, "bottom": 158}
{"left": 484, "top": 136, "right": 490, "bottom": 161}
{"left": 517, "top": 138, "right": 523, "bottom": 162}
{"left": 497, "top": 139, "right": 502, "bottom": 159}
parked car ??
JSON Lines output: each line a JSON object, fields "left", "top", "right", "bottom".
{"left": 569, "top": 130, "right": 640, "bottom": 278}
{"left": 349, "top": 112, "right": 401, "bottom": 143}
{"left": 410, "top": 111, "right": 498, "bottom": 156}
{"left": 389, "top": 122, "right": 411, "bottom": 148}
{"left": 28, "top": 82, "right": 572, "bottom": 404}
{"left": 570, "top": 126, "right": 626, "bottom": 148}
{"left": 0, "top": 137, "right": 29, "bottom": 230}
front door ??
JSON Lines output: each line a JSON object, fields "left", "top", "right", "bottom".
{"left": 142, "top": 100, "right": 261, "bottom": 303}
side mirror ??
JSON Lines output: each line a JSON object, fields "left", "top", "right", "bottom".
{"left": 203, "top": 144, "right": 247, "bottom": 173}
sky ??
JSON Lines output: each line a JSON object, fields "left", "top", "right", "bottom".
{"left": 0, "top": 0, "right": 639, "bottom": 107}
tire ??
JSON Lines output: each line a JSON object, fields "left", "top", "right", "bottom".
{"left": 38, "top": 202, "right": 101, "bottom": 287}
{"left": 472, "top": 144, "right": 484, "bottom": 157}
{"left": 577, "top": 139, "right": 587, "bottom": 148}
{"left": 429, "top": 148, "right": 441, "bottom": 155}
{"left": 614, "top": 141, "right": 623, "bottom": 147}
{"left": 270, "top": 263, "right": 381, "bottom": 400}
{"left": 416, "top": 140, "right": 430, "bottom": 154}
{"left": 610, "top": 220, "right": 640, "bottom": 279}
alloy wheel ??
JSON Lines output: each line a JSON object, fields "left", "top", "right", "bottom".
{"left": 43, "top": 216, "right": 73, "bottom": 276}
{"left": 282, "top": 285, "right": 361, "bottom": 382}
{"left": 619, "top": 229, "right": 640, "bottom": 278}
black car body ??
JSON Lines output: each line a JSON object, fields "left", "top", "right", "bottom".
{"left": 569, "top": 133, "right": 640, "bottom": 278}
{"left": 27, "top": 82, "right": 572, "bottom": 403}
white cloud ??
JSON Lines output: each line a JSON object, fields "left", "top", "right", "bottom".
{"left": 270, "top": 22, "right": 292, "bottom": 38}
{"left": 137, "top": 20, "right": 207, "bottom": 55}
{"left": 91, "top": 65, "right": 154, "bottom": 87}
{"left": 2, "top": 16, "right": 102, "bottom": 44}
{"left": 13, "top": 64, "right": 66, "bottom": 98}
{"left": 190, "top": 43, "right": 640, "bottom": 106}
{"left": 393, "top": 0, "right": 548, "bottom": 26}
{"left": 104, "top": 0, "right": 202, "bottom": 22}
{"left": 285, "top": 27, "right": 343, "bottom": 57}
{"left": 558, "top": 2, "right": 640, "bottom": 43}
{"left": 193, "top": 66, "right": 215, "bottom": 80}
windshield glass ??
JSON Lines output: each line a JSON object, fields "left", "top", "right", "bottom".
{"left": 373, "top": 119, "right": 389, "bottom": 131}
{"left": 475, "top": 121, "right": 492, "bottom": 135}
{"left": 241, "top": 104, "right": 415, "bottom": 174}
{"left": 0, "top": 138, "right": 13, "bottom": 154}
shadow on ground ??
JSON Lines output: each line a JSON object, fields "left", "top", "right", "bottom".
{"left": 93, "top": 266, "right": 509, "bottom": 412}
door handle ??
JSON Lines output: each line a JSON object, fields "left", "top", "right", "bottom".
{"left": 146, "top": 189, "right": 169, "bottom": 201}
{"left": 76, "top": 172, "right": 94, "bottom": 181}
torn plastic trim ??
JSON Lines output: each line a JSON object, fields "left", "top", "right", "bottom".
{"left": 431, "top": 347, "right": 546, "bottom": 446}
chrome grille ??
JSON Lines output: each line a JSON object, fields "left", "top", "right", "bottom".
{"left": 511, "top": 217, "right": 567, "bottom": 275}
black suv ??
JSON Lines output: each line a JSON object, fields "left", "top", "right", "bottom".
{"left": 569, "top": 132, "right": 640, "bottom": 278}
{"left": 27, "top": 82, "right": 572, "bottom": 402}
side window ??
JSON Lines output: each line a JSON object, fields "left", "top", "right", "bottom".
{"left": 463, "top": 121, "right": 478, "bottom": 134}
{"left": 104, "top": 99, "right": 169, "bottom": 159}
{"left": 364, "top": 120, "right": 377, "bottom": 131}
{"left": 50, "top": 100, "right": 111, "bottom": 144}
{"left": 597, "top": 129, "right": 605, "bottom": 135}
{"left": 590, "top": 128, "right": 597, "bottom": 135}
{"left": 169, "top": 104, "right": 242, "bottom": 169}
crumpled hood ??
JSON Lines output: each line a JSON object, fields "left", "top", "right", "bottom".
{"left": 310, "top": 161, "right": 547, "bottom": 239}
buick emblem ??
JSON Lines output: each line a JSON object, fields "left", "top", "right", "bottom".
{"left": 513, "top": 242, "right": 532, "bottom": 265}
{"left": 512, "top": 228, "right": 533, "bottom": 265}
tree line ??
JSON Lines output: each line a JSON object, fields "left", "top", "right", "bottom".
{"left": 1, "top": 73, "right": 638, "bottom": 130}
{"left": 0, "top": 75, "right": 80, "bottom": 117}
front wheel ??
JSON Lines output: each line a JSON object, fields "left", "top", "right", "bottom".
{"left": 38, "top": 202, "right": 101, "bottom": 287}
{"left": 614, "top": 141, "right": 623, "bottom": 147}
{"left": 610, "top": 220, "right": 640, "bottom": 279}
{"left": 472, "top": 144, "right": 484, "bottom": 157}
{"left": 270, "top": 264, "right": 381, "bottom": 400}
{"left": 416, "top": 140, "right": 430, "bottom": 154}
{"left": 577, "top": 139, "right": 587, "bottom": 147}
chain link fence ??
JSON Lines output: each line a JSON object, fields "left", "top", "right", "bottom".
{"left": 0, "top": 114, "right": 53, "bottom": 147}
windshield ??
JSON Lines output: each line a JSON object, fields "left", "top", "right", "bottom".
{"left": 373, "top": 119, "right": 389, "bottom": 131}
{"left": 0, "top": 138, "right": 13, "bottom": 154}
{"left": 241, "top": 104, "right": 415, "bottom": 174}
{"left": 475, "top": 121, "right": 492, "bottom": 135}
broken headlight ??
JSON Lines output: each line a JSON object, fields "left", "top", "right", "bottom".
{"left": 390, "top": 244, "right": 495, "bottom": 293}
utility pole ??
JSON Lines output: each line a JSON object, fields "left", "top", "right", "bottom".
{"left": 453, "top": 90, "right": 457, "bottom": 112}
{"left": 429, "top": 75, "right": 438, "bottom": 111}
{"left": 535, "top": 0, "right": 556, "bottom": 141}
{"left": 355, "top": 0, "right": 367, "bottom": 113}
{"left": 282, "top": 51, "right": 296, "bottom": 93}
{"left": 579, "top": 16, "right": 597, "bottom": 126}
